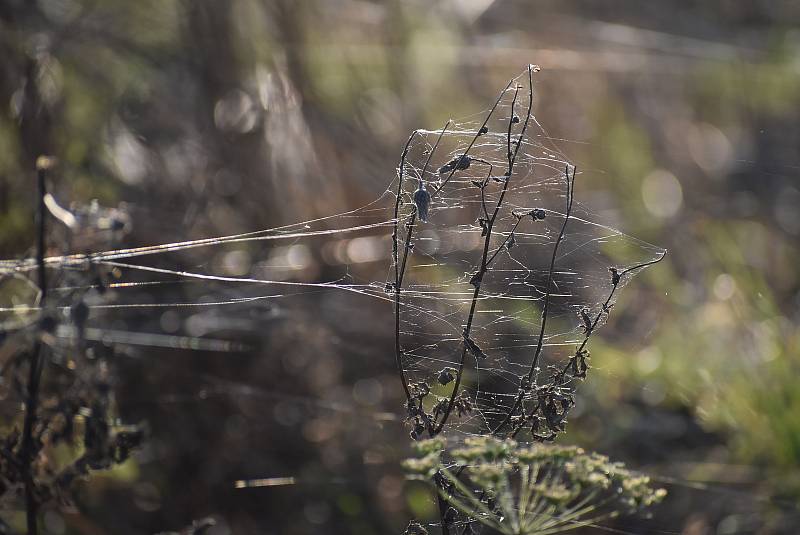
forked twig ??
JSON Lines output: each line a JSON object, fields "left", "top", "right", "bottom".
{"left": 393, "top": 121, "right": 451, "bottom": 410}
{"left": 392, "top": 71, "right": 527, "bottom": 436}
{"left": 434, "top": 65, "right": 536, "bottom": 436}
{"left": 493, "top": 163, "right": 576, "bottom": 435}
{"left": 508, "top": 250, "right": 668, "bottom": 439}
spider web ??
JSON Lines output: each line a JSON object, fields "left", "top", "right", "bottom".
{"left": 388, "top": 66, "right": 664, "bottom": 439}
{"left": 0, "top": 66, "right": 664, "bottom": 442}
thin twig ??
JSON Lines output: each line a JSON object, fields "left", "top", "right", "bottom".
{"left": 434, "top": 65, "right": 536, "bottom": 436}
{"left": 556, "top": 250, "right": 668, "bottom": 382}
{"left": 493, "top": 164, "right": 576, "bottom": 435}
{"left": 393, "top": 122, "right": 451, "bottom": 409}
{"left": 21, "top": 161, "right": 49, "bottom": 535}
{"left": 392, "top": 78, "right": 517, "bottom": 432}
{"left": 509, "top": 250, "right": 668, "bottom": 439}
{"left": 392, "top": 131, "right": 418, "bottom": 403}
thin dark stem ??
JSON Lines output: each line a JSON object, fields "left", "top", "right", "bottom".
{"left": 493, "top": 164, "right": 576, "bottom": 435}
{"left": 565, "top": 251, "right": 669, "bottom": 374}
{"left": 21, "top": 162, "right": 48, "bottom": 535}
{"left": 559, "top": 250, "right": 668, "bottom": 381}
{"left": 393, "top": 122, "right": 450, "bottom": 406}
{"left": 509, "top": 400, "right": 541, "bottom": 439}
{"left": 525, "top": 165, "right": 575, "bottom": 381}
{"left": 479, "top": 165, "right": 493, "bottom": 221}
{"left": 393, "top": 131, "right": 418, "bottom": 402}
{"left": 434, "top": 66, "right": 536, "bottom": 436}
{"left": 619, "top": 250, "right": 668, "bottom": 278}
{"left": 508, "top": 250, "right": 668, "bottom": 438}
{"left": 392, "top": 76, "right": 516, "bottom": 432}
{"left": 485, "top": 216, "right": 524, "bottom": 267}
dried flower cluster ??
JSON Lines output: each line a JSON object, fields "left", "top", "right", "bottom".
{"left": 404, "top": 437, "right": 666, "bottom": 535}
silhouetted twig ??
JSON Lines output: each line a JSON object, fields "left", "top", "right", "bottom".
{"left": 435, "top": 64, "right": 536, "bottom": 436}
{"left": 508, "top": 250, "right": 668, "bottom": 439}
{"left": 493, "top": 164, "right": 576, "bottom": 436}
{"left": 20, "top": 158, "right": 50, "bottom": 535}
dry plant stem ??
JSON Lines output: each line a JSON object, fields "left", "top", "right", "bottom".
{"left": 493, "top": 165, "right": 575, "bottom": 436}
{"left": 393, "top": 123, "right": 451, "bottom": 421}
{"left": 21, "top": 165, "right": 48, "bottom": 535}
{"left": 392, "top": 70, "right": 527, "bottom": 535}
{"left": 393, "top": 131, "right": 418, "bottom": 402}
{"left": 437, "top": 492, "right": 452, "bottom": 535}
{"left": 434, "top": 65, "right": 535, "bottom": 436}
{"left": 392, "top": 78, "right": 515, "bottom": 424}
{"left": 507, "top": 250, "right": 668, "bottom": 439}
{"left": 554, "top": 252, "right": 669, "bottom": 382}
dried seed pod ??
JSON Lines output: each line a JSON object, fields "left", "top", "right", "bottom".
{"left": 410, "top": 421, "right": 426, "bottom": 440}
{"left": 578, "top": 307, "right": 593, "bottom": 333}
{"left": 477, "top": 218, "right": 489, "bottom": 236}
{"left": 469, "top": 271, "right": 483, "bottom": 287}
{"left": 506, "top": 233, "right": 516, "bottom": 250}
{"left": 609, "top": 267, "right": 621, "bottom": 286}
{"left": 438, "top": 368, "right": 455, "bottom": 385}
{"left": 413, "top": 180, "right": 431, "bottom": 222}
{"left": 439, "top": 155, "right": 471, "bottom": 174}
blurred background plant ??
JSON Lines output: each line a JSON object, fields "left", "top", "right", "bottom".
{"left": 0, "top": 159, "right": 142, "bottom": 535}
{"left": 1, "top": 1, "right": 799, "bottom": 534}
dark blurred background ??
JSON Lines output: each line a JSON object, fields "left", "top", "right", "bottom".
{"left": 1, "top": 1, "right": 799, "bottom": 534}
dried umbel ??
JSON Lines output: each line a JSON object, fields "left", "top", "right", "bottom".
{"left": 404, "top": 437, "right": 666, "bottom": 535}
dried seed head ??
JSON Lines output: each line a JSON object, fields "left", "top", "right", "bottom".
{"left": 469, "top": 271, "right": 483, "bottom": 287}
{"left": 410, "top": 421, "right": 426, "bottom": 440}
{"left": 506, "top": 233, "right": 516, "bottom": 250}
{"left": 609, "top": 267, "right": 621, "bottom": 286}
{"left": 578, "top": 307, "right": 592, "bottom": 333}
{"left": 439, "top": 155, "right": 471, "bottom": 174}
{"left": 413, "top": 180, "right": 431, "bottom": 222}
{"left": 438, "top": 368, "right": 455, "bottom": 385}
